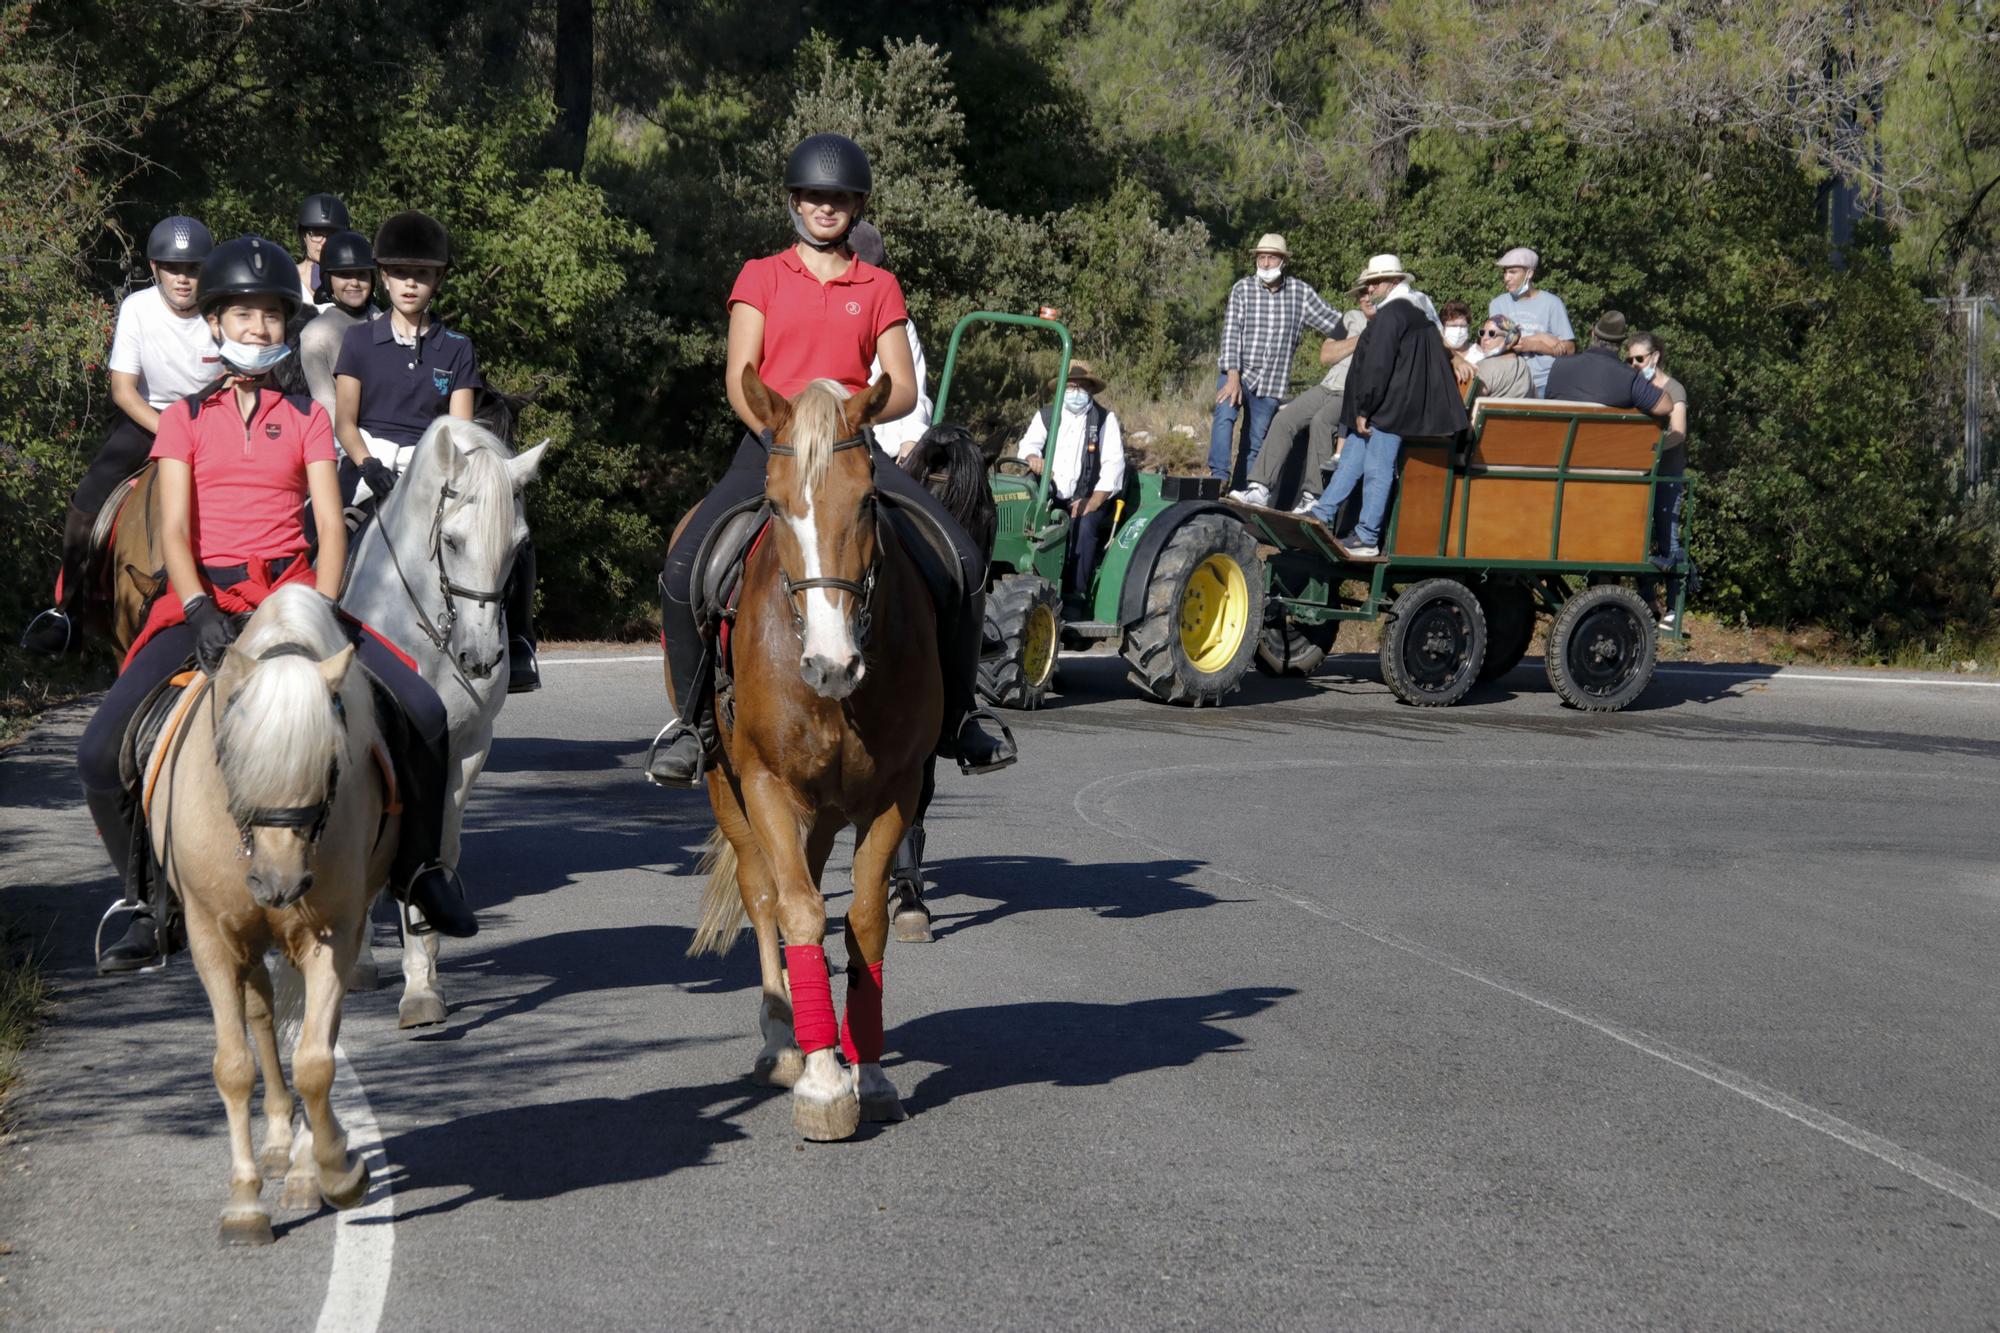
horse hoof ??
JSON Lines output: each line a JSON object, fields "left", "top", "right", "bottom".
{"left": 398, "top": 992, "right": 447, "bottom": 1030}
{"left": 346, "top": 954, "right": 381, "bottom": 992}
{"left": 218, "top": 1209, "right": 274, "bottom": 1247}
{"left": 258, "top": 1142, "right": 292, "bottom": 1179}
{"left": 860, "top": 1092, "right": 908, "bottom": 1123}
{"left": 753, "top": 1048, "right": 805, "bottom": 1088}
{"left": 792, "top": 1089, "right": 860, "bottom": 1142}
{"left": 279, "top": 1174, "right": 321, "bottom": 1212}
{"left": 321, "top": 1157, "right": 371, "bottom": 1211}
{"left": 892, "top": 908, "right": 933, "bottom": 944}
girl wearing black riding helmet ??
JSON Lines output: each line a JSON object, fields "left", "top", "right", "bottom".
{"left": 646, "top": 132, "right": 1014, "bottom": 786}
{"left": 296, "top": 192, "right": 351, "bottom": 307}
{"left": 299, "top": 228, "right": 377, "bottom": 421}
{"left": 78, "top": 235, "right": 477, "bottom": 974}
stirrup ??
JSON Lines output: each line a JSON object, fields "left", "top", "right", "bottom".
{"left": 644, "top": 718, "right": 707, "bottom": 788}
{"left": 20, "top": 606, "right": 74, "bottom": 656}
{"left": 953, "top": 708, "right": 1018, "bottom": 776}
{"left": 94, "top": 900, "right": 165, "bottom": 976}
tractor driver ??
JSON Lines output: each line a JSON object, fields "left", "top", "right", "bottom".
{"left": 1014, "top": 360, "right": 1126, "bottom": 617}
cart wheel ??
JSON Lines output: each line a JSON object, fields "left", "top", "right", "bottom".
{"left": 1546, "top": 584, "right": 1656, "bottom": 712}
{"left": 1120, "top": 514, "right": 1265, "bottom": 706}
{"left": 1379, "top": 577, "right": 1486, "bottom": 707}
{"left": 1254, "top": 615, "right": 1339, "bottom": 677}
{"left": 1475, "top": 580, "right": 1536, "bottom": 683}
{"left": 979, "top": 574, "right": 1061, "bottom": 710}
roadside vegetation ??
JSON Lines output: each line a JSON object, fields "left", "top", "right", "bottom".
{"left": 0, "top": 918, "right": 48, "bottom": 1123}
{"left": 2, "top": 1, "right": 1997, "bottom": 715}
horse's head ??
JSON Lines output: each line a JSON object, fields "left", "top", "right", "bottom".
{"left": 743, "top": 366, "right": 893, "bottom": 701}
{"left": 405, "top": 420, "right": 547, "bottom": 682}
{"left": 212, "top": 587, "right": 357, "bottom": 909}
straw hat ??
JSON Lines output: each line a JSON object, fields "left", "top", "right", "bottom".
{"left": 1059, "top": 359, "right": 1106, "bottom": 395}
{"left": 1350, "top": 253, "right": 1412, "bottom": 292}
{"left": 1249, "top": 233, "right": 1290, "bottom": 259}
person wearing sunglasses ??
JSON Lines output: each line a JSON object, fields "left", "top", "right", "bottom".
{"left": 1627, "top": 331, "right": 1690, "bottom": 628}
{"left": 1544, "top": 310, "right": 1672, "bottom": 416}
{"left": 1468, "top": 315, "right": 1534, "bottom": 401}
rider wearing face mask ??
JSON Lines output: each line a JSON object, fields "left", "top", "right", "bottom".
{"left": 1014, "top": 361, "right": 1127, "bottom": 614}
{"left": 76, "top": 236, "right": 476, "bottom": 975}
{"left": 1487, "top": 246, "right": 1576, "bottom": 395}
{"left": 21, "top": 216, "right": 220, "bottom": 657}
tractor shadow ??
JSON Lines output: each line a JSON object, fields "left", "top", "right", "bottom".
{"left": 918, "top": 852, "right": 1237, "bottom": 939}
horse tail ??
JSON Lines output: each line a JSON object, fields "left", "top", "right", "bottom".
{"left": 267, "top": 949, "right": 306, "bottom": 1055}
{"left": 688, "top": 828, "right": 746, "bottom": 957}
{"left": 900, "top": 423, "right": 996, "bottom": 555}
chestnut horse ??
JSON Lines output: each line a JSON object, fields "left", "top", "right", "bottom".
{"left": 684, "top": 370, "right": 940, "bottom": 1141}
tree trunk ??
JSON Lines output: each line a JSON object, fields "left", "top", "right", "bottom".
{"left": 553, "top": 0, "right": 593, "bottom": 174}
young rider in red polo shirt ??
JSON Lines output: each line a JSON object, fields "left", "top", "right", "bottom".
{"left": 77, "top": 236, "right": 478, "bottom": 975}
{"left": 647, "top": 133, "right": 1014, "bottom": 785}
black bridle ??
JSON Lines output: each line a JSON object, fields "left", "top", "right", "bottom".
{"left": 214, "top": 643, "right": 347, "bottom": 857}
{"left": 765, "top": 433, "right": 881, "bottom": 647}
{"left": 375, "top": 475, "right": 512, "bottom": 698}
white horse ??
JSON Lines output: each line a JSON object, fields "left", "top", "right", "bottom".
{"left": 339, "top": 417, "right": 546, "bottom": 1027}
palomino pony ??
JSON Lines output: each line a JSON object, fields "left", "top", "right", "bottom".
{"left": 147, "top": 584, "right": 395, "bottom": 1244}
{"left": 339, "top": 417, "right": 546, "bottom": 1027}
{"left": 686, "top": 370, "right": 940, "bottom": 1141}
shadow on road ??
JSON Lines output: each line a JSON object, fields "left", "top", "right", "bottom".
{"left": 919, "top": 852, "right": 1237, "bottom": 939}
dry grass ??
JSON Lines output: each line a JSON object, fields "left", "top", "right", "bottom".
{"left": 1, "top": 647, "right": 112, "bottom": 753}
{"left": 0, "top": 921, "right": 48, "bottom": 1129}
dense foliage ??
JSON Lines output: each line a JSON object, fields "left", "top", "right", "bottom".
{"left": 3, "top": 0, "right": 1996, "bottom": 648}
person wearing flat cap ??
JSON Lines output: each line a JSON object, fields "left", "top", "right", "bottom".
{"left": 1016, "top": 360, "right": 1126, "bottom": 612}
{"left": 1209, "top": 233, "right": 1347, "bottom": 488}
{"left": 1304, "top": 254, "right": 1466, "bottom": 558}
{"left": 1543, "top": 310, "right": 1671, "bottom": 416}
{"left": 1487, "top": 245, "right": 1575, "bottom": 395}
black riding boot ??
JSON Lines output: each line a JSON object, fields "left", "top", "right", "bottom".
{"left": 389, "top": 719, "right": 478, "bottom": 938}
{"left": 84, "top": 785, "right": 162, "bottom": 974}
{"left": 646, "top": 573, "right": 716, "bottom": 788}
{"left": 944, "top": 589, "right": 1016, "bottom": 774}
{"left": 20, "top": 504, "right": 94, "bottom": 657}
{"left": 505, "top": 539, "right": 540, "bottom": 694}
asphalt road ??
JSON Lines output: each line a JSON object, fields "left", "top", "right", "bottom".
{"left": 4, "top": 647, "right": 2000, "bottom": 1330}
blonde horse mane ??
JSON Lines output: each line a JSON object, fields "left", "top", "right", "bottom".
{"left": 216, "top": 586, "right": 350, "bottom": 812}
{"left": 788, "top": 378, "right": 854, "bottom": 495}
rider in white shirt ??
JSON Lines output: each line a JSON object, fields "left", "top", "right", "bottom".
{"left": 1015, "top": 360, "right": 1126, "bottom": 612}
{"left": 848, "top": 222, "right": 933, "bottom": 457}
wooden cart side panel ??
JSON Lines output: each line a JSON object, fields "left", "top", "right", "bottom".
{"left": 1470, "top": 416, "right": 1571, "bottom": 467}
{"left": 1567, "top": 419, "right": 1661, "bottom": 470}
{"left": 1557, "top": 482, "right": 1650, "bottom": 562}
{"left": 1390, "top": 443, "right": 1454, "bottom": 557}
{"left": 1461, "top": 476, "right": 1558, "bottom": 560}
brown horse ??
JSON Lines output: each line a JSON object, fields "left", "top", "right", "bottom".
{"left": 86, "top": 463, "right": 167, "bottom": 659}
{"left": 683, "top": 370, "right": 941, "bottom": 1141}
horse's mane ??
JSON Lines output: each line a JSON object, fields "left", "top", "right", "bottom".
{"left": 789, "top": 379, "right": 853, "bottom": 495}
{"left": 900, "top": 423, "right": 996, "bottom": 554}
{"left": 398, "top": 416, "right": 520, "bottom": 578}
{"left": 218, "top": 585, "right": 350, "bottom": 811}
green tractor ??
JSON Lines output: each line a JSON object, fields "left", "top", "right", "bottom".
{"left": 933, "top": 312, "right": 1267, "bottom": 710}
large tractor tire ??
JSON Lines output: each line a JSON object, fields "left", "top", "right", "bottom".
{"left": 1475, "top": 579, "right": 1536, "bottom": 683}
{"left": 1379, "top": 577, "right": 1486, "bottom": 707}
{"left": 1120, "top": 514, "right": 1264, "bottom": 706}
{"left": 1254, "top": 615, "right": 1339, "bottom": 677}
{"left": 1545, "top": 583, "right": 1656, "bottom": 712}
{"left": 979, "top": 573, "right": 1061, "bottom": 710}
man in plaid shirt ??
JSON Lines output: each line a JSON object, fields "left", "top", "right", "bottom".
{"left": 1210, "top": 233, "right": 1346, "bottom": 485}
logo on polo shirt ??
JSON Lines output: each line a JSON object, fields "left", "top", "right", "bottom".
{"left": 845, "top": 300, "right": 861, "bottom": 316}
{"left": 263, "top": 422, "right": 282, "bottom": 439}
{"left": 432, "top": 369, "right": 451, "bottom": 396}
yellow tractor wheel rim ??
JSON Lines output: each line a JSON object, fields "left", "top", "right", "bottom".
{"left": 1178, "top": 553, "right": 1250, "bottom": 674}
{"left": 1022, "top": 602, "right": 1058, "bottom": 687}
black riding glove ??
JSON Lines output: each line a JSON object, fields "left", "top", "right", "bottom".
{"left": 185, "top": 595, "right": 237, "bottom": 674}
{"left": 359, "top": 457, "right": 397, "bottom": 498}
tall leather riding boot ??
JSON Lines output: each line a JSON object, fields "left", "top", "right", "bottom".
{"left": 942, "top": 589, "right": 1016, "bottom": 774}
{"left": 85, "top": 784, "right": 160, "bottom": 973}
{"left": 647, "top": 573, "right": 715, "bottom": 787}
{"left": 390, "top": 720, "right": 478, "bottom": 938}
{"left": 505, "top": 539, "right": 540, "bottom": 694}
{"left": 21, "top": 505, "right": 96, "bottom": 656}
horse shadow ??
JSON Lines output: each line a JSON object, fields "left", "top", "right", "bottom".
{"left": 454, "top": 771, "right": 716, "bottom": 911}
{"left": 917, "top": 853, "right": 1237, "bottom": 939}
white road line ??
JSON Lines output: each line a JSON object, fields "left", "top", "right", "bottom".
{"left": 314, "top": 1043, "right": 394, "bottom": 1333}
{"left": 539, "top": 654, "right": 659, "bottom": 666}
{"left": 1074, "top": 763, "right": 2000, "bottom": 1226}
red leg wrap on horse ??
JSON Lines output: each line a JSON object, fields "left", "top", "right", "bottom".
{"left": 839, "top": 959, "right": 885, "bottom": 1065}
{"left": 784, "top": 945, "right": 838, "bottom": 1055}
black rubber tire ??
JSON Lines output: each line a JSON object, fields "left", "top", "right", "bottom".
{"left": 978, "top": 574, "right": 1061, "bottom": 710}
{"left": 1475, "top": 580, "right": 1536, "bottom": 683}
{"left": 1546, "top": 583, "right": 1656, "bottom": 712}
{"left": 1254, "top": 616, "right": 1339, "bottom": 677}
{"left": 1378, "top": 577, "right": 1486, "bottom": 707}
{"left": 1119, "top": 513, "right": 1265, "bottom": 706}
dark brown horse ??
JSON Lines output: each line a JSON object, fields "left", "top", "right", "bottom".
{"left": 684, "top": 369, "right": 941, "bottom": 1140}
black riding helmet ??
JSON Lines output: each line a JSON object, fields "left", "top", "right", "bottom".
{"left": 297, "top": 193, "right": 350, "bottom": 231}
{"left": 373, "top": 211, "right": 450, "bottom": 269}
{"left": 784, "top": 132, "right": 872, "bottom": 196}
{"left": 319, "top": 229, "right": 375, "bottom": 273}
{"left": 196, "top": 235, "right": 303, "bottom": 318}
{"left": 146, "top": 215, "right": 214, "bottom": 263}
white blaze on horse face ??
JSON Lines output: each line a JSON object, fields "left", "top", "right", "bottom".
{"left": 788, "top": 488, "right": 865, "bottom": 683}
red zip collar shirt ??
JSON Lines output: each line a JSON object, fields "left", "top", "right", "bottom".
{"left": 728, "top": 249, "right": 909, "bottom": 397}
{"left": 149, "top": 385, "right": 336, "bottom": 564}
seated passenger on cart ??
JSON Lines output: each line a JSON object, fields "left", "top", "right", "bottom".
{"left": 76, "top": 235, "right": 477, "bottom": 974}
{"left": 1014, "top": 360, "right": 1127, "bottom": 617}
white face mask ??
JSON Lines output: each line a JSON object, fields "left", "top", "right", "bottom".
{"left": 1256, "top": 263, "right": 1284, "bottom": 284}
{"left": 217, "top": 337, "right": 293, "bottom": 375}
{"left": 1443, "top": 325, "right": 1469, "bottom": 349}
{"left": 1063, "top": 387, "right": 1090, "bottom": 414}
